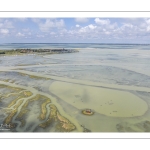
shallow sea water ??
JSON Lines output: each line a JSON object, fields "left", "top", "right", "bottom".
{"left": 0, "top": 44, "right": 150, "bottom": 132}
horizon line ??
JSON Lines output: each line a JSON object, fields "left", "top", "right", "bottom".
{"left": 1, "top": 43, "right": 150, "bottom": 45}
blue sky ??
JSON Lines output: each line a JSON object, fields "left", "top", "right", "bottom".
{"left": 0, "top": 18, "right": 150, "bottom": 43}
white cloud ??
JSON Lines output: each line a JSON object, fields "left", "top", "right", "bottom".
{"left": 50, "top": 32, "right": 56, "bottom": 35}
{"left": 18, "top": 18, "right": 150, "bottom": 41}
{"left": 36, "top": 34, "right": 45, "bottom": 38}
{"left": 76, "top": 24, "right": 80, "bottom": 27}
{"left": 147, "top": 26, "right": 150, "bottom": 31}
{"left": 78, "top": 24, "right": 97, "bottom": 33}
{"left": 2, "top": 18, "right": 150, "bottom": 43}
{"left": 37, "top": 19, "right": 65, "bottom": 32}
{"left": 95, "top": 18, "right": 110, "bottom": 25}
{"left": 0, "top": 29, "right": 9, "bottom": 34}
{"left": 16, "top": 32, "right": 24, "bottom": 37}
{"left": 122, "top": 23, "right": 134, "bottom": 28}
{"left": 119, "top": 18, "right": 150, "bottom": 34}
{"left": 75, "top": 18, "right": 89, "bottom": 23}
{"left": 105, "top": 31, "right": 111, "bottom": 35}
{"left": 122, "top": 18, "right": 146, "bottom": 26}
{"left": 0, "top": 20, "right": 13, "bottom": 28}
{"left": 88, "top": 24, "right": 97, "bottom": 29}
{"left": 146, "top": 19, "right": 150, "bottom": 24}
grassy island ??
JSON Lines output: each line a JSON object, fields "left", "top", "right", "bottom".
{"left": 0, "top": 48, "right": 78, "bottom": 56}
{"left": 82, "top": 109, "right": 94, "bottom": 116}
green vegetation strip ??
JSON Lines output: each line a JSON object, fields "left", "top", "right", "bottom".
{"left": 39, "top": 98, "right": 51, "bottom": 120}
{"left": 4, "top": 100, "right": 23, "bottom": 128}
{"left": 39, "top": 104, "right": 76, "bottom": 132}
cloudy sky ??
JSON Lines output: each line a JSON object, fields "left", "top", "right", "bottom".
{"left": 1, "top": 18, "right": 150, "bottom": 43}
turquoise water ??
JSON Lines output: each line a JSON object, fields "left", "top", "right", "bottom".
{"left": 1, "top": 43, "right": 150, "bottom": 50}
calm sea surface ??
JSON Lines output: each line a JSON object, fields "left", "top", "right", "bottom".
{"left": 0, "top": 43, "right": 150, "bottom": 50}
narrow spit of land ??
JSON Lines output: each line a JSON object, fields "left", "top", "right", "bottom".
{"left": 0, "top": 48, "right": 78, "bottom": 56}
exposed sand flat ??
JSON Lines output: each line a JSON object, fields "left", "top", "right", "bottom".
{"left": 50, "top": 81, "right": 148, "bottom": 117}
